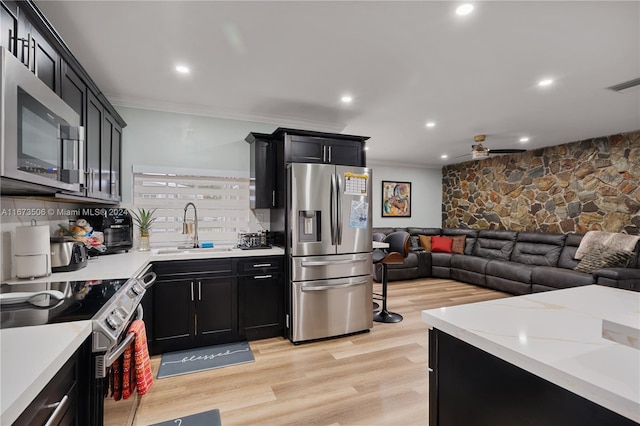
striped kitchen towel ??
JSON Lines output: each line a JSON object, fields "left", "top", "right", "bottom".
{"left": 128, "top": 319, "right": 154, "bottom": 395}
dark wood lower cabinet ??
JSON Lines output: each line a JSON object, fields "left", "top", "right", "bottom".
{"left": 151, "top": 275, "right": 238, "bottom": 355}
{"left": 150, "top": 256, "right": 284, "bottom": 355}
{"left": 238, "top": 272, "right": 283, "bottom": 340}
{"left": 429, "top": 329, "right": 636, "bottom": 426}
{"left": 15, "top": 337, "right": 90, "bottom": 425}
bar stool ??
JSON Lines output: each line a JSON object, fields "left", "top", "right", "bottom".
{"left": 372, "top": 230, "right": 409, "bottom": 323}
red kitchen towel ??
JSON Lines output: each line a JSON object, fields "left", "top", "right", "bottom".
{"left": 128, "top": 319, "right": 154, "bottom": 395}
{"left": 121, "top": 340, "right": 136, "bottom": 400}
{"left": 112, "top": 356, "right": 122, "bottom": 401}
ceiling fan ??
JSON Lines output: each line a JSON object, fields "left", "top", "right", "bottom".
{"left": 468, "top": 134, "right": 526, "bottom": 159}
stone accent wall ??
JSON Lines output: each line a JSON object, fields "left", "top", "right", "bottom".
{"left": 442, "top": 131, "right": 640, "bottom": 235}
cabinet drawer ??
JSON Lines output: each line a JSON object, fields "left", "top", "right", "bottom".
{"left": 15, "top": 350, "right": 78, "bottom": 425}
{"left": 238, "top": 257, "right": 283, "bottom": 276}
{"left": 154, "top": 258, "right": 235, "bottom": 277}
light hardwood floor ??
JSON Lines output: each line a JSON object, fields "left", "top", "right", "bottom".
{"left": 133, "top": 279, "right": 509, "bottom": 426}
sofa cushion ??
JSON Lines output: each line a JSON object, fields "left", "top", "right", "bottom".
{"left": 372, "top": 227, "right": 398, "bottom": 236}
{"left": 531, "top": 266, "right": 594, "bottom": 289}
{"left": 443, "top": 228, "right": 479, "bottom": 255}
{"left": 557, "top": 234, "right": 583, "bottom": 269}
{"left": 575, "top": 231, "right": 640, "bottom": 259}
{"left": 510, "top": 232, "right": 566, "bottom": 267}
{"left": 373, "top": 232, "right": 386, "bottom": 242}
{"left": 486, "top": 260, "right": 534, "bottom": 283}
{"left": 472, "top": 230, "right": 517, "bottom": 261}
{"left": 451, "top": 254, "right": 488, "bottom": 274}
{"left": 431, "top": 252, "right": 452, "bottom": 267}
{"left": 451, "top": 236, "right": 466, "bottom": 254}
{"left": 407, "top": 227, "right": 441, "bottom": 237}
{"left": 574, "top": 244, "right": 635, "bottom": 273}
{"left": 418, "top": 234, "right": 432, "bottom": 251}
{"left": 432, "top": 236, "right": 453, "bottom": 253}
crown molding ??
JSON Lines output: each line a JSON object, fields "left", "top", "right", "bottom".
{"left": 105, "top": 94, "right": 346, "bottom": 134}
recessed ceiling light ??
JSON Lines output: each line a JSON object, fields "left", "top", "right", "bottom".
{"left": 364, "top": 146, "right": 369, "bottom": 151}
{"left": 538, "top": 79, "right": 553, "bottom": 87}
{"left": 519, "top": 137, "right": 530, "bottom": 143}
{"left": 426, "top": 122, "right": 436, "bottom": 128}
{"left": 341, "top": 95, "right": 353, "bottom": 103}
{"left": 175, "top": 65, "right": 190, "bottom": 74}
{"left": 441, "top": 154, "right": 448, "bottom": 159}
{"left": 456, "top": 4, "right": 474, "bottom": 16}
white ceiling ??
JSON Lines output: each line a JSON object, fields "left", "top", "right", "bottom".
{"left": 36, "top": 1, "right": 640, "bottom": 167}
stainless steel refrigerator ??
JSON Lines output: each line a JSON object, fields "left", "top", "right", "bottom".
{"left": 287, "top": 163, "right": 373, "bottom": 343}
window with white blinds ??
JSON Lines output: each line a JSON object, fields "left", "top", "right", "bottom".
{"left": 132, "top": 167, "right": 251, "bottom": 247}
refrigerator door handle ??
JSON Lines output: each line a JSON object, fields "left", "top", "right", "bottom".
{"left": 336, "top": 172, "right": 343, "bottom": 245}
{"left": 330, "top": 172, "right": 337, "bottom": 245}
{"left": 301, "top": 258, "right": 368, "bottom": 267}
{"left": 301, "top": 280, "right": 369, "bottom": 292}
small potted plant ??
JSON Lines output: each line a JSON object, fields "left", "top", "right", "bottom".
{"left": 130, "top": 208, "right": 157, "bottom": 251}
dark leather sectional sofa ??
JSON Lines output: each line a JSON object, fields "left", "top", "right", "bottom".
{"left": 372, "top": 227, "right": 640, "bottom": 294}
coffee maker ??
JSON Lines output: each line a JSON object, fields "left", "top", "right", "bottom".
{"left": 82, "top": 209, "right": 133, "bottom": 254}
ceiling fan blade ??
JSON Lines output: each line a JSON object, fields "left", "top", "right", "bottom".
{"left": 487, "top": 149, "right": 526, "bottom": 154}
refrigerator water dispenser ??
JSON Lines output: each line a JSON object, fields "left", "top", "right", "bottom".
{"left": 298, "top": 211, "right": 321, "bottom": 242}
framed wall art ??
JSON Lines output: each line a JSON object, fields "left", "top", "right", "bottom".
{"left": 381, "top": 181, "right": 411, "bottom": 217}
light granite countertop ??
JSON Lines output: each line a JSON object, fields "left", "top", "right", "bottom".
{"left": 422, "top": 285, "right": 640, "bottom": 423}
{"left": 3, "top": 246, "right": 285, "bottom": 284}
{"left": 0, "top": 246, "right": 284, "bottom": 422}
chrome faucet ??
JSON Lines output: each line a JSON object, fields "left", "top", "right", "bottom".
{"left": 182, "top": 202, "right": 199, "bottom": 248}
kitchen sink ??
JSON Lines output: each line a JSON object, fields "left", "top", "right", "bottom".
{"left": 151, "top": 246, "right": 235, "bottom": 255}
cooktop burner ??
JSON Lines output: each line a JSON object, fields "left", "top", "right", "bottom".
{"left": 0, "top": 278, "right": 128, "bottom": 329}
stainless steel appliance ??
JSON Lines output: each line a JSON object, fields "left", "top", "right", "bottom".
{"left": 50, "top": 240, "right": 88, "bottom": 272}
{"left": 0, "top": 47, "right": 85, "bottom": 193}
{"left": 82, "top": 208, "right": 133, "bottom": 254}
{"left": 237, "top": 230, "right": 271, "bottom": 249}
{"left": 288, "top": 163, "right": 372, "bottom": 343}
{"left": 0, "top": 266, "right": 156, "bottom": 426}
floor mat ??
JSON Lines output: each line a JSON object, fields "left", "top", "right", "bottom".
{"left": 149, "top": 408, "right": 222, "bottom": 426}
{"left": 157, "top": 341, "right": 254, "bottom": 379}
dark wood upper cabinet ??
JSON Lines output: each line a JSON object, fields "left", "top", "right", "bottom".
{"left": 1, "top": 2, "right": 17, "bottom": 56}
{"left": 14, "top": 5, "right": 58, "bottom": 92}
{"left": 60, "top": 62, "right": 85, "bottom": 122}
{"left": 245, "top": 128, "right": 368, "bottom": 213}
{"left": 246, "top": 132, "right": 278, "bottom": 209}
{"left": 1, "top": 0, "right": 126, "bottom": 202}
{"left": 286, "top": 134, "right": 365, "bottom": 166}
{"left": 279, "top": 129, "right": 368, "bottom": 167}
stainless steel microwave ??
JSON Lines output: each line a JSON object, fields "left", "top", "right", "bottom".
{"left": 1, "top": 47, "right": 84, "bottom": 193}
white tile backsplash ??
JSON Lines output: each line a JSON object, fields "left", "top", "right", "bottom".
{"left": 0, "top": 196, "right": 84, "bottom": 281}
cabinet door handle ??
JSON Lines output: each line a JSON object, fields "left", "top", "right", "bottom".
{"left": 253, "top": 263, "right": 272, "bottom": 268}
{"left": 198, "top": 281, "right": 202, "bottom": 301}
{"left": 254, "top": 275, "right": 272, "bottom": 280}
{"left": 272, "top": 190, "right": 276, "bottom": 207}
{"left": 44, "top": 394, "right": 70, "bottom": 426}
{"left": 190, "top": 281, "right": 194, "bottom": 301}
{"left": 22, "top": 33, "right": 31, "bottom": 68}
{"left": 322, "top": 145, "right": 326, "bottom": 162}
{"left": 328, "top": 145, "right": 332, "bottom": 162}
{"left": 31, "top": 35, "right": 37, "bottom": 75}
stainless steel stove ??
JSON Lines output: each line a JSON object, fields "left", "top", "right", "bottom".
{"left": 0, "top": 265, "right": 156, "bottom": 425}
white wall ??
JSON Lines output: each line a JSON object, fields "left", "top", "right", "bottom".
{"left": 118, "top": 106, "right": 277, "bottom": 204}
{"left": 368, "top": 162, "right": 442, "bottom": 228}
{"left": 118, "top": 106, "right": 444, "bottom": 229}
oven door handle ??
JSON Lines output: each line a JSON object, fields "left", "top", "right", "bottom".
{"left": 140, "top": 271, "right": 157, "bottom": 289}
{"left": 104, "top": 304, "right": 143, "bottom": 370}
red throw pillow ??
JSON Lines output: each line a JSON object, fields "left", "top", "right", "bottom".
{"left": 431, "top": 236, "right": 453, "bottom": 253}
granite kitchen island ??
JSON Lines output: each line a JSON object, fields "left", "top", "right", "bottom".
{"left": 422, "top": 285, "right": 640, "bottom": 425}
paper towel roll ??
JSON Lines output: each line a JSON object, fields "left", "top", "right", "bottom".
{"left": 15, "top": 224, "right": 51, "bottom": 255}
